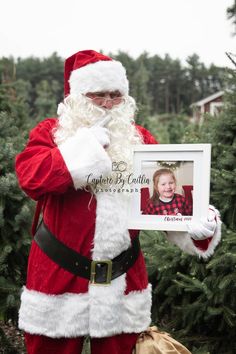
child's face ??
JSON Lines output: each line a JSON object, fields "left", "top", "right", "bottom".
{"left": 154, "top": 174, "right": 176, "bottom": 199}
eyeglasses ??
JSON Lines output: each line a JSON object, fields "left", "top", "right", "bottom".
{"left": 85, "top": 92, "right": 124, "bottom": 106}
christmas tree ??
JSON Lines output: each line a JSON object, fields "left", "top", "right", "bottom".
{"left": 141, "top": 70, "right": 236, "bottom": 354}
{"left": 0, "top": 75, "right": 33, "bottom": 324}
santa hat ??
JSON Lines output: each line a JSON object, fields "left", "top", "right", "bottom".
{"left": 64, "top": 50, "right": 129, "bottom": 97}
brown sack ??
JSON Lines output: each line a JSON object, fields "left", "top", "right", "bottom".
{"left": 132, "top": 326, "right": 192, "bottom": 354}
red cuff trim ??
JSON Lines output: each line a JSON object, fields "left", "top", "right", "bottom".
{"left": 192, "top": 237, "right": 213, "bottom": 251}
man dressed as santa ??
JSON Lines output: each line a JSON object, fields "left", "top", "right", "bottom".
{"left": 15, "top": 50, "right": 221, "bottom": 354}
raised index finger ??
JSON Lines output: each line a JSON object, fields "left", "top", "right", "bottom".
{"left": 94, "top": 115, "right": 112, "bottom": 127}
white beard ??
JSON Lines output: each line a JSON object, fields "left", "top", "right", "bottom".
{"left": 53, "top": 94, "right": 143, "bottom": 191}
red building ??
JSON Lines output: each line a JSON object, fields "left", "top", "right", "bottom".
{"left": 191, "top": 91, "right": 224, "bottom": 124}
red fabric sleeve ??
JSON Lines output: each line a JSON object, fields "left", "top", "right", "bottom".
{"left": 192, "top": 237, "right": 213, "bottom": 251}
{"left": 15, "top": 118, "right": 73, "bottom": 201}
{"left": 135, "top": 124, "right": 158, "bottom": 144}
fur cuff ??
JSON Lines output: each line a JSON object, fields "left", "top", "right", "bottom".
{"left": 58, "top": 128, "right": 112, "bottom": 189}
{"left": 69, "top": 60, "right": 129, "bottom": 96}
{"left": 166, "top": 209, "right": 222, "bottom": 259}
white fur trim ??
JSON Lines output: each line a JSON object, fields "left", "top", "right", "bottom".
{"left": 85, "top": 192, "right": 151, "bottom": 337}
{"left": 19, "top": 285, "right": 152, "bottom": 338}
{"left": 89, "top": 281, "right": 152, "bottom": 337}
{"left": 58, "top": 128, "right": 112, "bottom": 189}
{"left": 92, "top": 192, "right": 131, "bottom": 259}
{"left": 69, "top": 60, "right": 129, "bottom": 96}
{"left": 89, "top": 274, "right": 126, "bottom": 337}
{"left": 166, "top": 206, "right": 222, "bottom": 259}
{"left": 19, "top": 287, "right": 89, "bottom": 338}
{"left": 122, "top": 284, "right": 152, "bottom": 333}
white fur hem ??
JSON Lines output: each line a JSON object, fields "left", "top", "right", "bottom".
{"left": 18, "top": 285, "right": 152, "bottom": 338}
{"left": 58, "top": 128, "right": 112, "bottom": 189}
{"left": 69, "top": 60, "right": 129, "bottom": 96}
{"left": 18, "top": 287, "right": 89, "bottom": 338}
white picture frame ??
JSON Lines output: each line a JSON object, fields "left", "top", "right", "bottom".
{"left": 128, "top": 144, "right": 211, "bottom": 231}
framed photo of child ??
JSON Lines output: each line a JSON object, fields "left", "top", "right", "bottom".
{"left": 128, "top": 144, "right": 211, "bottom": 231}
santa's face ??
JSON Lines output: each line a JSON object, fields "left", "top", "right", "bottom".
{"left": 54, "top": 92, "right": 138, "bottom": 143}
{"left": 155, "top": 174, "right": 176, "bottom": 199}
{"left": 54, "top": 91, "right": 142, "bottom": 191}
{"left": 85, "top": 91, "right": 123, "bottom": 110}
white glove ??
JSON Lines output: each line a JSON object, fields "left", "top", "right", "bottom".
{"left": 90, "top": 115, "right": 112, "bottom": 148}
{"left": 58, "top": 120, "right": 112, "bottom": 189}
{"left": 90, "top": 126, "right": 110, "bottom": 148}
{"left": 187, "top": 206, "right": 218, "bottom": 240}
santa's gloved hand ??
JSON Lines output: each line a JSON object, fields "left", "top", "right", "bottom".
{"left": 90, "top": 115, "right": 112, "bottom": 148}
{"left": 58, "top": 115, "right": 112, "bottom": 190}
{"left": 90, "top": 126, "right": 110, "bottom": 148}
{"left": 187, "top": 205, "right": 219, "bottom": 240}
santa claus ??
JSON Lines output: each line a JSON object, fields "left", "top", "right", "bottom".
{"left": 15, "top": 50, "right": 221, "bottom": 354}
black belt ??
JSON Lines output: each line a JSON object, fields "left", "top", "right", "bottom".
{"left": 34, "top": 221, "right": 140, "bottom": 285}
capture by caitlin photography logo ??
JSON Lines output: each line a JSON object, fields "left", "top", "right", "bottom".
{"left": 86, "top": 161, "right": 149, "bottom": 192}
{"left": 112, "top": 161, "right": 128, "bottom": 172}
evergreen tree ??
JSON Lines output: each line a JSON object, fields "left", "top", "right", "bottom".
{"left": 132, "top": 54, "right": 151, "bottom": 125}
{"left": 15, "top": 53, "right": 64, "bottom": 118}
{"left": 185, "top": 54, "right": 205, "bottom": 105}
{"left": 34, "top": 79, "right": 59, "bottom": 121}
{"left": 227, "top": 0, "right": 236, "bottom": 35}
{"left": 144, "top": 115, "right": 170, "bottom": 143}
{"left": 1, "top": 52, "right": 227, "bottom": 122}
{"left": 183, "top": 76, "right": 236, "bottom": 229}
{"left": 142, "top": 71, "right": 236, "bottom": 353}
{"left": 0, "top": 57, "right": 16, "bottom": 85}
{"left": 140, "top": 226, "right": 236, "bottom": 354}
{"left": 148, "top": 54, "right": 165, "bottom": 115}
{"left": 0, "top": 80, "right": 32, "bottom": 324}
{"left": 144, "top": 113, "right": 190, "bottom": 144}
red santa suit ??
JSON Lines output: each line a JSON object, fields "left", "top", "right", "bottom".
{"left": 15, "top": 51, "right": 221, "bottom": 344}
{"left": 16, "top": 117, "right": 157, "bottom": 338}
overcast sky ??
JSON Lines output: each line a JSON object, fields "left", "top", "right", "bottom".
{"left": 1, "top": 0, "right": 235, "bottom": 68}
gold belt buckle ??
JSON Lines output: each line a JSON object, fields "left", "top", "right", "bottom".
{"left": 90, "top": 260, "right": 112, "bottom": 285}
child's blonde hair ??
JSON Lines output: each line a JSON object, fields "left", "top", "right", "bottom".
{"left": 150, "top": 168, "right": 176, "bottom": 205}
